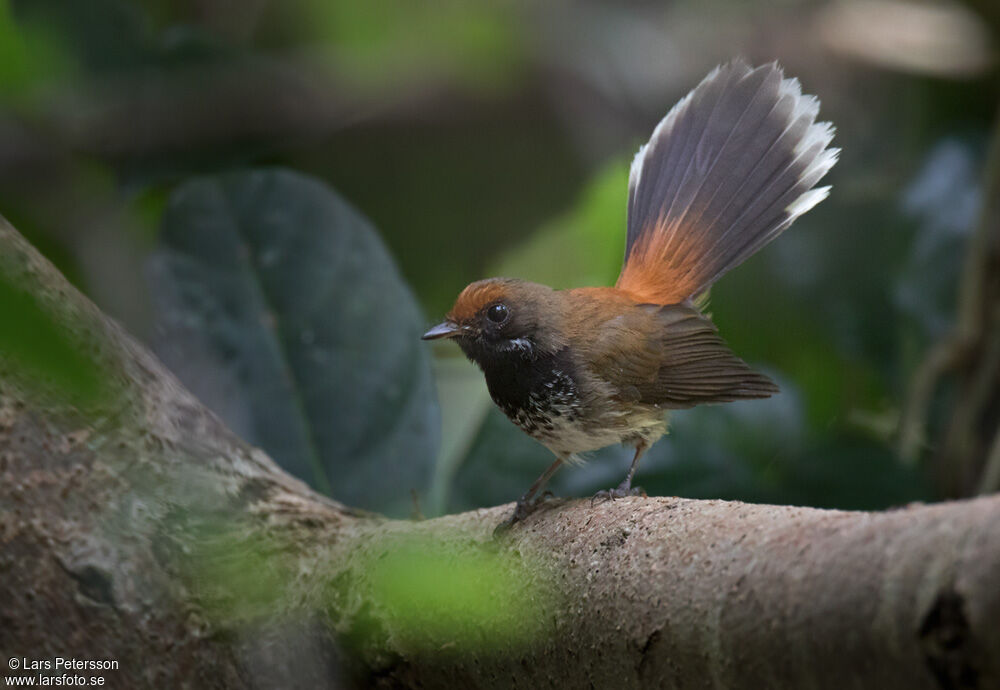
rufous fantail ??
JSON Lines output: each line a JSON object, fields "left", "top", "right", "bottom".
{"left": 423, "top": 61, "right": 838, "bottom": 530}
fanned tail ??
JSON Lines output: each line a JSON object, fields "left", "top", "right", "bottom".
{"left": 616, "top": 61, "right": 838, "bottom": 305}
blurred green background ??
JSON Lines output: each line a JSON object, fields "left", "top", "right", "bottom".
{"left": 1, "top": 0, "right": 998, "bottom": 517}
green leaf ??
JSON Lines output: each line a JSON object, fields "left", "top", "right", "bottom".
{"left": 0, "top": 1, "right": 74, "bottom": 104}
{"left": 302, "top": 0, "right": 523, "bottom": 94}
{"left": 490, "top": 160, "right": 628, "bottom": 287}
{"left": 348, "top": 535, "right": 550, "bottom": 654}
{"left": 149, "top": 169, "right": 439, "bottom": 515}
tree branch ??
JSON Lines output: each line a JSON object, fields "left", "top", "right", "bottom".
{"left": 1, "top": 216, "right": 998, "bottom": 689}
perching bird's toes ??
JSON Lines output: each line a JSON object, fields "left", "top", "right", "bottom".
{"left": 591, "top": 484, "right": 646, "bottom": 506}
{"left": 493, "top": 492, "right": 558, "bottom": 538}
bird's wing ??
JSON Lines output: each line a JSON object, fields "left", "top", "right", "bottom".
{"left": 583, "top": 303, "right": 778, "bottom": 409}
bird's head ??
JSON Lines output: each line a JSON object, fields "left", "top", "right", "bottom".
{"left": 422, "top": 278, "right": 566, "bottom": 363}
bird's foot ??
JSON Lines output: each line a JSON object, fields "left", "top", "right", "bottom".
{"left": 493, "top": 492, "right": 557, "bottom": 539}
{"left": 591, "top": 482, "right": 646, "bottom": 506}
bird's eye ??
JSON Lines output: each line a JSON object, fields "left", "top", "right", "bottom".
{"left": 486, "top": 303, "right": 509, "bottom": 324}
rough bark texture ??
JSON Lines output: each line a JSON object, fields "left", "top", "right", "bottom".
{"left": 1, "top": 216, "right": 999, "bottom": 690}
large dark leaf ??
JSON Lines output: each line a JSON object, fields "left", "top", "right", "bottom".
{"left": 148, "top": 169, "right": 439, "bottom": 515}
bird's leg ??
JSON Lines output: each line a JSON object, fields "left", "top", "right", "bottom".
{"left": 592, "top": 444, "right": 649, "bottom": 506}
{"left": 494, "top": 455, "right": 565, "bottom": 537}
{"left": 512, "top": 456, "right": 564, "bottom": 520}
{"left": 617, "top": 443, "right": 648, "bottom": 495}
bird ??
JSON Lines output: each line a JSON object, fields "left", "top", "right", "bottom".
{"left": 422, "top": 60, "right": 838, "bottom": 530}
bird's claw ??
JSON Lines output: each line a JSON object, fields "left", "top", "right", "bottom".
{"left": 591, "top": 484, "right": 646, "bottom": 506}
{"left": 493, "top": 492, "right": 558, "bottom": 539}
{"left": 492, "top": 517, "right": 516, "bottom": 539}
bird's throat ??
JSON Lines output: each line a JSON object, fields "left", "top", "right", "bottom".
{"left": 469, "top": 345, "right": 583, "bottom": 437}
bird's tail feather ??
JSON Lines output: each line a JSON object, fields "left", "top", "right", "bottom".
{"left": 616, "top": 61, "right": 838, "bottom": 305}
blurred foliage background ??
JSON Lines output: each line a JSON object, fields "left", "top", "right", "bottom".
{"left": 1, "top": 0, "right": 998, "bottom": 517}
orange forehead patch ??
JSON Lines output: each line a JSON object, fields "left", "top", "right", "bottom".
{"left": 447, "top": 280, "right": 512, "bottom": 323}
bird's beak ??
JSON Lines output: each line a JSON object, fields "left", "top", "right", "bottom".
{"left": 422, "top": 320, "right": 463, "bottom": 340}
